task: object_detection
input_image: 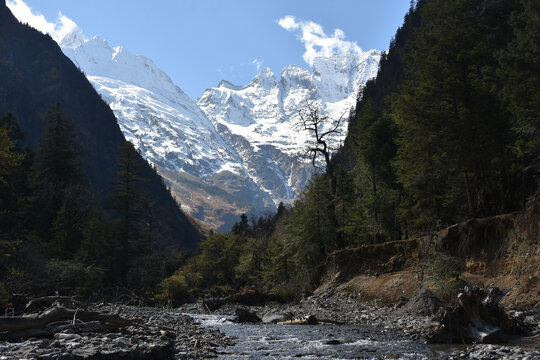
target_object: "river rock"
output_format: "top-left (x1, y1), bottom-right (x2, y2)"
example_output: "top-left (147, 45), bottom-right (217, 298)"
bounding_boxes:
top-left (325, 339), bottom-right (341, 345)
top-left (262, 313), bottom-right (288, 324)
top-left (396, 287), bottom-right (445, 317)
top-left (234, 308), bottom-right (262, 323)
top-left (395, 296), bottom-right (409, 308)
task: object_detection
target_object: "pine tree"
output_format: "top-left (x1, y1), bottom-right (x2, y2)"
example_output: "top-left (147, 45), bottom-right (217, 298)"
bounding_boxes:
top-left (30, 103), bottom-right (89, 257)
top-left (231, 213), bottom-right (249, 236)
top-left (110, 141), bottom-right (149, 285)
top-left (348, 98), bottom-right (401, 242)
top-left (290, 174), bottom-right (336, 274)
top-left (0, 125), bottom-right (24, 269)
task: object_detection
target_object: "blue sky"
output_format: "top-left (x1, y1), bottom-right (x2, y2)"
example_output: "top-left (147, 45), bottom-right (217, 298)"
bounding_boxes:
top-left (8, 0), bottom-right (411, 99)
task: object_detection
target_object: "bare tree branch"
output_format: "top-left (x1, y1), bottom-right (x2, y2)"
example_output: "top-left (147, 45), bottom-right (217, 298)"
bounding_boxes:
top-left (296, 101), bottom-right (345, 173)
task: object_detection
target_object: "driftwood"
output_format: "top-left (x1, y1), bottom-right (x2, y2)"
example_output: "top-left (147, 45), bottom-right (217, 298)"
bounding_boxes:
top-left (428, 286), bottom-right (530, 344)
top-left (26, 296), bottom-right (81, 310)
top-left (279, 315), bottom-right (319, 325)
top-left (0, 306), bottom-right (140, 340)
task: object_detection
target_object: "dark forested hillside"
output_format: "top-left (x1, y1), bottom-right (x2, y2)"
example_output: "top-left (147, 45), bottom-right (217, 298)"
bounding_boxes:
top-left (332, 0), bottom-right (424, 173)
top-left (333, 0), bottom-right (538, 241)
top-left (0, 1), bottom-right (199, 249)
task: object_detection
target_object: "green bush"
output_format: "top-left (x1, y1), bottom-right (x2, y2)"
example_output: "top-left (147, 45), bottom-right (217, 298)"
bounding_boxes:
top-left (161, 269), bottom-right (202, 306)
top-left (430, 255), bottom-right (466, 300)
top-left (273, 284), bottom-right (299, 303)
top-left (45, 259), bottom-right (104, 295)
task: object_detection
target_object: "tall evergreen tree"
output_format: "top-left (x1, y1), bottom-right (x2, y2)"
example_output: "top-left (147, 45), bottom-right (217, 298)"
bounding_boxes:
top-left (110, 141), bottom-right (149, 284)
top-left (30, 103), bottom-right (89, 257)
top-left (231, 213), bottom-right (250, 236)
top-left (0, 124), bottom-right (24, 269)
top-left (347, 98), bottom-right (401, 243)
top-left (290, 174), bottom-right (336, 274)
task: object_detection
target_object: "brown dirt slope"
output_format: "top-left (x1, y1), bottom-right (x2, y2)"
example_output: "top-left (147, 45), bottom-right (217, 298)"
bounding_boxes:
top-left (311, 200), bottom-right (540, 307)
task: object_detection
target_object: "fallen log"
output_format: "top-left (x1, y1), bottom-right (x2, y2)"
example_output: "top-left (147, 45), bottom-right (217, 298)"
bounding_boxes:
top-left (0, 306), bottom-right (140, 340)
top-left (0, 320), bottom-right (124, 341)
top-left (428, 286), bottom-right (531, 344)
top-left (318, 318), bottom-right (346, 325)
top-left (25, 296), bottom-right (81, 310)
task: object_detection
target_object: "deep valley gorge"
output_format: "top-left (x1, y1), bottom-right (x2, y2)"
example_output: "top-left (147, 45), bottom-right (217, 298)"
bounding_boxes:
top-left (1, 0), bottom-right (539, 359)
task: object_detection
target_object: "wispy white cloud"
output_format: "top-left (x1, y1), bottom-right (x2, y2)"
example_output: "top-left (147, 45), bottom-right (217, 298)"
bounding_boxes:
top-left (6, 0), bottom-right (78, 42)
top-left (277, 15), bottom-right (362, 66)
top-left (251, 59), bottom-right (263, 71)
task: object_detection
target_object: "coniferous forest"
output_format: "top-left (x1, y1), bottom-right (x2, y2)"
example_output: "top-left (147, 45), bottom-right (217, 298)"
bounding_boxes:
top-left (1, 0), bottom-right (539, 308)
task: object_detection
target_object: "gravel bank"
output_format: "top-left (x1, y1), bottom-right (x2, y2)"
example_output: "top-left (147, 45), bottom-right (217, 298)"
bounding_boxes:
top-left (0, 305), bottom-right (234, 360)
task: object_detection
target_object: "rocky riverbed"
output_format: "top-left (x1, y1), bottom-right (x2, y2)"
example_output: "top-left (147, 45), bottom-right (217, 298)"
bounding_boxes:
top-left (181, 288), bottom-right (445, 341)
top-left (180, 287), bottom-right (540, 359)
top-left (0, 305), bottom-right (234, 359)
top-left (1, 289), bottom-right (539, 359)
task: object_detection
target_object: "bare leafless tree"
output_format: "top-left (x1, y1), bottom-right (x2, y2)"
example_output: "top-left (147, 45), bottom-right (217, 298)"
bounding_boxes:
top-left (297, 101), bottom-right (345, 180)
top-left (296, 101), bottom-right (347, 248)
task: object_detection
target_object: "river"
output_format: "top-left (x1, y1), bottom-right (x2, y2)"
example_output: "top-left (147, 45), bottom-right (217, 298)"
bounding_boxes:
top-left (189, 313), bottom-right (458, 359)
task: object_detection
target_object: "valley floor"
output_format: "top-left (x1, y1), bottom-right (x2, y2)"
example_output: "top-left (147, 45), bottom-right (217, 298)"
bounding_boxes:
top-left (1, 289), bottom-right (539, 359)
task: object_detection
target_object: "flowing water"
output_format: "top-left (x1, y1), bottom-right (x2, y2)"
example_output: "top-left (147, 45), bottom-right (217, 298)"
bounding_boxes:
top-left (189, 314), bottom-right (457, 359)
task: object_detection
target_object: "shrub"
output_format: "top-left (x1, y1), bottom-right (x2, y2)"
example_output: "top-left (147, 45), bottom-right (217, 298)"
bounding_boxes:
top-left (161, 269), bottom-right (202, 306)
top-left (273, 284), bottom-right (300, 303)
top-left (45, 259), bottom-right (105, 295)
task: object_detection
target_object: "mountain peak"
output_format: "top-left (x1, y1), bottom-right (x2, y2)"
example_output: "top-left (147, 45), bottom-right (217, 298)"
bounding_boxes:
top-left (58, 24), bottom-right (86, 49)
top-left (280, 65), bottom-right (312, 81)
top-left (251, 67), bottom-right (277, 88)
top-left (258, 67), bottom-right (275, 77)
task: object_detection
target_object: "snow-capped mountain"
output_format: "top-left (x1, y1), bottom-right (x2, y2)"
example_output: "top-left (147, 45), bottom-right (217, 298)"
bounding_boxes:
top-left (61, 32), bottom-right (244, 179)
top-left (197, 51), bottom-right (380, 205)
top-left (8, 3), bottom-right (380, 230)
top-left (59, 31), bottom-right (277, 227)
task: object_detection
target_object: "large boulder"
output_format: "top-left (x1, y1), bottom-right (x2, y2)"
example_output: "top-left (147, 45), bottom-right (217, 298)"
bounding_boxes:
top-left (396, 288), bottom-right (446, 317)
top-left (234, 308), bottom-right (261, 323)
